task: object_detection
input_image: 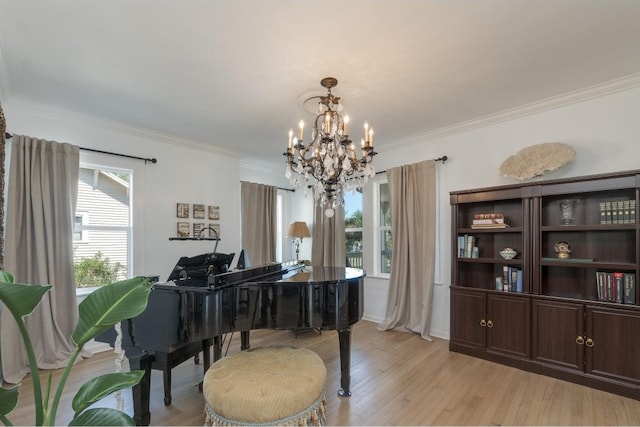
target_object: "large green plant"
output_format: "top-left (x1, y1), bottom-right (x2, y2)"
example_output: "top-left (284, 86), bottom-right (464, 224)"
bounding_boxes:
top-left (0, 271), bottom-right (153, 426)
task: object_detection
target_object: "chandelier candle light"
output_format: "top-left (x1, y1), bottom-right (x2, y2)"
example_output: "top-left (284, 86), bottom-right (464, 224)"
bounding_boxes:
top-left (284, 77), bottom-right (377, 217)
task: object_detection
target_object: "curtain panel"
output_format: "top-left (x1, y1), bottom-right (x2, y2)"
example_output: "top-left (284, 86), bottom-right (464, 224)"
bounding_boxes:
top-left (1, 135), bottom-right (80, 383)
top-left (378, 159), bottom-right (436, 340)
top-left (240, 181), bottom-right (277, 266)
top-left (311, 200), bottom-right (345, 267)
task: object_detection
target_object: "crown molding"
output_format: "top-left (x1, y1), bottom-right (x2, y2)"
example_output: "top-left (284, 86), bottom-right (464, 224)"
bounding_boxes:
top-left (5, 98), bottom-right (242, 158)
top-left (381, 72), bottom-right (640, 153)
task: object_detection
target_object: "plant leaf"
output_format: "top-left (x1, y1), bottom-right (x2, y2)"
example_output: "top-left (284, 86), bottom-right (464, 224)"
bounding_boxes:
top-left (0, 384), bottom-right (19, 417)
top-left (0, 281), bottom-right (52, 320)
top-left (72, 277), bottom-right (152, 348)
top-left (0, 270), bottom-right (14, 284)
top-left (71, 371), bottom-right (144, 415)
top-left (69, 407), bottom-right (135, 426)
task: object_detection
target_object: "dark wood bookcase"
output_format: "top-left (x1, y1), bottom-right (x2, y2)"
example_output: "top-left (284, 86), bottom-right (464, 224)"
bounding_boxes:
top-left (450, 169), bottom-right (640, 399)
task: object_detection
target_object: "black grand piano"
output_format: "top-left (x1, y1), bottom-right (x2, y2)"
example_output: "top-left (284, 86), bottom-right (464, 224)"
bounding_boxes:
top-left (97, 256), bottom-right (364, 426)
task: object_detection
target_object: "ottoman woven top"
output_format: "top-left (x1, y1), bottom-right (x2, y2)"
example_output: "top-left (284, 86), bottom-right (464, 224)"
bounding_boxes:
top-left (203, 346), bottom-right (327, 423)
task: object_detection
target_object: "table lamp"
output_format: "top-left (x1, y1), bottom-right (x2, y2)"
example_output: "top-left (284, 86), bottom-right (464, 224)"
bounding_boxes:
top-left (287, 221), bottom-right (311, 262)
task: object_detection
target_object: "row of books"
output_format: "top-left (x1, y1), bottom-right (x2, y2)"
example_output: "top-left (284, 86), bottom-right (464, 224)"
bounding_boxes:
top-left (596, 271), bottom-right (636, 304)
top-left (457, 234), bottom-right (479, 258)
top-left (496, 266), bottom-right (523, 292)
top-left (599, 200), bottom-right (636, 224)
top-left (471, 212), bottom-right (511, 229)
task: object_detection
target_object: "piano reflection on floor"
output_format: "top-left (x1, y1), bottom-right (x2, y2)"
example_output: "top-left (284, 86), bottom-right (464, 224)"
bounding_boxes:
top-left (97, 251), bottom-right (364, 426)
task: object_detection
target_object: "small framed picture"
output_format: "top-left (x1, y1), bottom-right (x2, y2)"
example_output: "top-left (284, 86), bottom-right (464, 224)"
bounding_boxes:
top-left (193, 222), bottom-right (205, 238)
top-left (177, 222), bottom-right (190, 237)
top-left (208, 205), bottom-right (220, 220)
top-left (177, 203), bottom-right (189, 218)
top-left (209, 223), bottom-right (220, 238)
top-left (193, 204), bottom-right (205, 219)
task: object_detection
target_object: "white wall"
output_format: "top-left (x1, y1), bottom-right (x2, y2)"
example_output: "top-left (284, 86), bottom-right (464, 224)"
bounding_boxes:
top-left (362, 84), bottom-right (640, 339)
top-left (5, 101), bottom-right (242, 281)
top-left (5, 82), bottom-right (640, 340)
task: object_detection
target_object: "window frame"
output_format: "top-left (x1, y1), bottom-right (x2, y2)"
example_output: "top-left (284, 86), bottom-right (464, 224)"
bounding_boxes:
top-left (344, 190), bottom-right (363, 269)
top-left (75, 161), bottom-right (133, 286)
top-left (374, 180), bottom-right (391, 278)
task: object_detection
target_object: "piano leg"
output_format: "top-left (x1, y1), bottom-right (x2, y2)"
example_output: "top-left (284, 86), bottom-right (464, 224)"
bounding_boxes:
top-left (199, 339), bottom-right (212, 392)
top-left (241, 330), bottom-right (250, 350)
top-left (337, 328), bottom-right (352, 397)
top-left (213, 336), bottom-right (222, 361)
top-left (129, 352), bottom-right (153, 426)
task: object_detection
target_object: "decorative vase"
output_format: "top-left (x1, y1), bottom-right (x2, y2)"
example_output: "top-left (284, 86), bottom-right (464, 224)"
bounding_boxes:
top-left (558, 198), bottom-right (577, 225)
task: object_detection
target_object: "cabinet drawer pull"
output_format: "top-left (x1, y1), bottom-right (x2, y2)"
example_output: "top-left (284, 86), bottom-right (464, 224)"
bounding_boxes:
top-left (486, 320), bottom-right (494, 328)
top-left (586, 338), bottom-right (595, 347)
top-left (576, 336), bottom-right (585, 345)
top-left (480, 319), bottom-right (486, 327)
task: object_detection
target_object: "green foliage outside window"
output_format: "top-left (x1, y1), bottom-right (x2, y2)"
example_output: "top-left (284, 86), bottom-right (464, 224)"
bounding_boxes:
top-left (74, 252), bottom-right (124, 287)
top-left (345, 209), bottom-right (363, 252)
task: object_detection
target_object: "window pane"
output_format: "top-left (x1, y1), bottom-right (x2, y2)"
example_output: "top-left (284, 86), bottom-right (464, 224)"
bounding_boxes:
top-left (379, 183), bottom-right (390, 226)
top-left (381, 229), bottom-right (392, 274)
top-left (75, 166), bottom-right (131, 287)
top-left (346, 231), bottom-right (363, 268)
top-left (344, 190), bottom-right (363, 268)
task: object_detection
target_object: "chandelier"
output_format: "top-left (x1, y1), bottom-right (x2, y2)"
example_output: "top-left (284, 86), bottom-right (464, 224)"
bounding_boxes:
top-left (284, 77), bottom-right (376, 217)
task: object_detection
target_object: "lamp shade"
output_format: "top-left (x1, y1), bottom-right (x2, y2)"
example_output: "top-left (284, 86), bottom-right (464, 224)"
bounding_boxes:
top-left (287, 221), bottom-right (310, 238)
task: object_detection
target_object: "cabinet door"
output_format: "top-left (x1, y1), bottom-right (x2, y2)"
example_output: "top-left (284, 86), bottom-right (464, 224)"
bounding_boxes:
top-left (486, 293), bottom-right (530, 358)
top-left (450, 288), bottom-right (486, 348)
top-left (585, 306), bottom-right (640, 384)
top-left (532, 299), bottom-right (583, 370)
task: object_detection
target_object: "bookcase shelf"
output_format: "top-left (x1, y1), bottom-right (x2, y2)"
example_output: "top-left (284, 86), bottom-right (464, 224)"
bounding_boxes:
top-left (450, 169), bottom-right (640, 401)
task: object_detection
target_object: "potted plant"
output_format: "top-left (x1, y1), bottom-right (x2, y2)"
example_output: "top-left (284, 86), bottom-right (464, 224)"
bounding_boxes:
top-left (0, 270), bottom-right (153, 426)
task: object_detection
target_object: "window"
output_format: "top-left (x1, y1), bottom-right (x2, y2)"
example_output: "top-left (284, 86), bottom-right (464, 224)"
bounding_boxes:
top-left (73, 166), bottom-right (132, 287)
top-left (73, 213), bottom-right (89, 242)
top-left (376, 181), bottom-right (392, 276)
top-left (344, 190), bottom-right (363, 268)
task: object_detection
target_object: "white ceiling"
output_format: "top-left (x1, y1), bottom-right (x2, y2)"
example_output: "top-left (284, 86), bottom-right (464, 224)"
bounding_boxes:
top-left (1, 0), bottom-right (640, 166)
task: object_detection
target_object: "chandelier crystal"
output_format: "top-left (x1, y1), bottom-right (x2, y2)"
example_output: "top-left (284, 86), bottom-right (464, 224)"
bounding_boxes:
top-left (284, 77), bottom-right (377, 217)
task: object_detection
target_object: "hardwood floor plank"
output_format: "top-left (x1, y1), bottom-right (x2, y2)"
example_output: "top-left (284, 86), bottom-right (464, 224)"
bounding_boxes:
top-left (6, 319), bottom-right (640, 426)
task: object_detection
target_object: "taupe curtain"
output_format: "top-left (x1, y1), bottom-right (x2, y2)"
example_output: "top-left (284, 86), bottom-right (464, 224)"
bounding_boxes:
top-left (240, 181), bottom-right (276, 266)
top-left (311, 200), bottom-right (345, 267)
top-left (1, 135), bottom-right (80, 383)
top-left (378, 159), bottom-right (436, 340)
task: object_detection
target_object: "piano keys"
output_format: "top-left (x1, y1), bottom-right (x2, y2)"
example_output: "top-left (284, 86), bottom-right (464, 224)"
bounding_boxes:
top-left (97, 261), bottom-right (364, 426)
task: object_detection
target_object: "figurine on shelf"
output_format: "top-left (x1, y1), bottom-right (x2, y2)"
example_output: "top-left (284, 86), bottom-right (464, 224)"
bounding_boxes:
top-left (554, 241), bottom-right (571, 259)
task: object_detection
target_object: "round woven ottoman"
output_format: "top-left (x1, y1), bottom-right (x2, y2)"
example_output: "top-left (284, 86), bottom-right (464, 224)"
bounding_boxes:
top-left (203, 346), bottom-right (327, 426)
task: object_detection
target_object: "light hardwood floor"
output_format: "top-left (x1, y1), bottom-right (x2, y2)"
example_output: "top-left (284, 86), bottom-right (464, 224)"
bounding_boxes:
top-left (8, 319), bottom-right (640, 426)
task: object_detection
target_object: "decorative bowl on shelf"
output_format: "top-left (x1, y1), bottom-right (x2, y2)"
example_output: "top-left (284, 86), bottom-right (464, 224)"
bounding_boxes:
top-left (499, 248), bottom-right (518, 260)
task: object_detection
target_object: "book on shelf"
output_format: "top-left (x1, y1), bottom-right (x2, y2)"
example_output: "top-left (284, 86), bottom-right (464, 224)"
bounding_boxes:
top-left (599, 199), bottom-right (636, 224)
top-left (474, 213), bottom-right (504, 219)
top-left (624, 273), bottom-right (636, 304)
top-left (458, 234), bottom-right (479, 258)
top-left (471, 223), bottom-right (511, 229)
top-left (501, 266), bottom-right (523, 292)
top-left (472, 218), bottom-right (508, 225)
top-left (596, 271), bottom-right (636, 304)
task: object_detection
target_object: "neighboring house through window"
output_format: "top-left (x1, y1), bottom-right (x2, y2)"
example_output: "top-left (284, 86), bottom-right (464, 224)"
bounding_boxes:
top-left (74, 165), bottom-right (132, 287)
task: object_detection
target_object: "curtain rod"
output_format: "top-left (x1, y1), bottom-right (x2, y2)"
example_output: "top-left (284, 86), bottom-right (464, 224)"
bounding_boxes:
top-left (5, 132), bottom-right (157, 164)
top-left (375, 155), bottom-right (448, 175)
